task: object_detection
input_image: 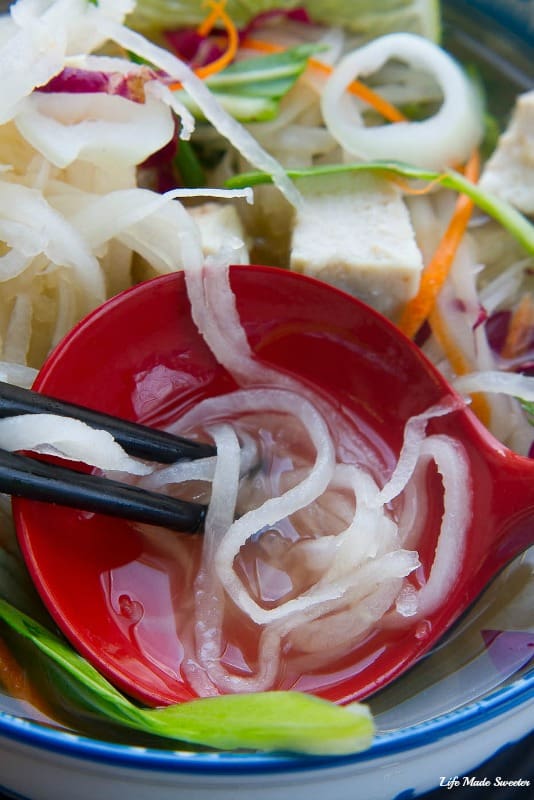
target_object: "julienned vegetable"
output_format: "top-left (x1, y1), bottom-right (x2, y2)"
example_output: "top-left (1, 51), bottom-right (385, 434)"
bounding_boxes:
top-left (224, 161), bottom-right (534, 257)
top-left (397, 149), bottom-right (480, 339)
top-left (0, 598), bottom-right (374, 755)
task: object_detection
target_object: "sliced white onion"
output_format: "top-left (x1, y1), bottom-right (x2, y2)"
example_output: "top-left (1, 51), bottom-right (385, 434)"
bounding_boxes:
top-left (145, 79), bottom-right (195, 142)
top-left (3, 294), bottom-right (32, 364)
top-left (0, 181), bottom-right (105, 308)
top-left (321, 33), bottom-right (483, 170)
top-left (14, 92), bottom-right (175, 169)
top-left (0, 1), bottom-right (67, 124)
top-left (454, 370), bottom-right (534, 403)
top-left (0, 361), bottom-right (37, 389)
top-left (96, 17), bottom-right (303, 210)
top-left (64, 187), bottom-right (249, 279)
top-left (0, 0), bottom-right (134, 124)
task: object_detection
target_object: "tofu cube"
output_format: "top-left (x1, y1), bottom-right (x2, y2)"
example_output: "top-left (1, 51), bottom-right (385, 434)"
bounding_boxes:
top-left (290, 173), bottom-right (423, 318)
top-left (480, 90), bottom-right (534, 215)
top-left (189, 202), bottom-right (249, 260)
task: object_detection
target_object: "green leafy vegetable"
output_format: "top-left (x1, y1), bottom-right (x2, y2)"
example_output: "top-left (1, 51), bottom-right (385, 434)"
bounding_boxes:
top-left (203, 45), bottom-right (321, 95)
top-left (225, 160), bottom-right (534, 256)
top-left (0, 597), bottom-right (374, 755)
top-left (173, 44), bottom-right (322, 122)
top-left (128, 0), bottom-right (441, 42)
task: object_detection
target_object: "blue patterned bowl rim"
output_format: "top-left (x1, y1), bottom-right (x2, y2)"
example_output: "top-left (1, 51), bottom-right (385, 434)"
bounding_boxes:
top-left (0, 665), bottom-right (532, 776)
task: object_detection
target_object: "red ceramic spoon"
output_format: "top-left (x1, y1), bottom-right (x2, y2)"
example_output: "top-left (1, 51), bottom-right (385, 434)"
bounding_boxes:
top-left (13, 266), bottom-right (534, 707)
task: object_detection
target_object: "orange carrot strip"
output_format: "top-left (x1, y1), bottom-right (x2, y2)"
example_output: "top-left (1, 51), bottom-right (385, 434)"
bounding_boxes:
top-left (0, 635), bottom-right (53, 716)
top-left (197, 0), bottom-right (223, 37)
top-left (168, 0), bottom-right (239, 89)
top-left (397, 149), bottom-right (481, 340)
top-left (195, 1), bottom-right (239, 79)
top-left (387, 174), bottom-right (444, 196)
top-left (307, 56), bottom-right (407, 123)
top-left (241, 36), bottom-right (407, 123)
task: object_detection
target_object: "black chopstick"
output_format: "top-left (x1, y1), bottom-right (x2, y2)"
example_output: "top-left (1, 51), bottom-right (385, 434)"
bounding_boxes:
top-left (0, 381), bottom-right (216, 463)
top-left (0, 448), bottom-right (207, 532)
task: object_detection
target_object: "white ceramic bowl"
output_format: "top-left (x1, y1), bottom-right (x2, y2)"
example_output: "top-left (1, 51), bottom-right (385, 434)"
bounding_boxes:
top-left (0, 2), bottom-right (533, 799)
top-left (0, 680), bottom-right (532, 800)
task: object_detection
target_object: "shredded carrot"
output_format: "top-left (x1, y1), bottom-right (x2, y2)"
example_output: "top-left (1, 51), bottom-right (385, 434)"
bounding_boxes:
top-left (387, 174), bottom-right (445, 196)
top-left (197, 0), bottom-right (224, 37)
top-left (396, 148), bottom-right (489, 423)
top-left (241, 36), bottom-right (407, 123)
top-left (397, 149), bottom-right (481, 340)
top-left (0, 635), bottom-right (53, 717)
top-left (501, 293), bottom-right (534, 360)
top-left (195, 0), bottom-right (239, 79)
top-left (307, 56), bottom-right (407, 123)
top-left (168, 0), bottom-right (239, 89)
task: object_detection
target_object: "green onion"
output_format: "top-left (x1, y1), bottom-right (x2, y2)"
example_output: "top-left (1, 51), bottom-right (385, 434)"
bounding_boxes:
top-left (174, 140), bottom-right (206, 187)
top-left (0, 597), bottom-right (374, 755)
top-left (225, 160), bottom-right (534, 256)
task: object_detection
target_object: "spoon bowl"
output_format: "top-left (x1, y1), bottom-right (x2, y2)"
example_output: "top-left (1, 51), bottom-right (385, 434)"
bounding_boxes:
top-left (13, 265), bottom-right (534, 706)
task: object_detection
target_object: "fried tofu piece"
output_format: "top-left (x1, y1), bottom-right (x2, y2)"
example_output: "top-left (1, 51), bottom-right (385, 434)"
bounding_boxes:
top-left (290, 173), bottom-right (423, 318)
top-left (189, 202), bottom-right (249, 259)
top-left (480, 91), bottom-right (534, 216)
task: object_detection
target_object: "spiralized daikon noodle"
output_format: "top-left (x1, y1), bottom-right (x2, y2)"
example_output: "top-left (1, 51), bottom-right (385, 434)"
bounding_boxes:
top-left (0, 413), bottom-right (151, 474)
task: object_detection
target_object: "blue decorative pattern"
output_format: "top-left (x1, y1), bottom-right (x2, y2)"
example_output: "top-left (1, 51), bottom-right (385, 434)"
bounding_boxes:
top-left (394, 790), bottom-right (416, 800)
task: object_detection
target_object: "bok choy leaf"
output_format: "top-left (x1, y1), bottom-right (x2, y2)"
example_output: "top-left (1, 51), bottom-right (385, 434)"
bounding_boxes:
top-left (0, 597), bottom-right (374, 755)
